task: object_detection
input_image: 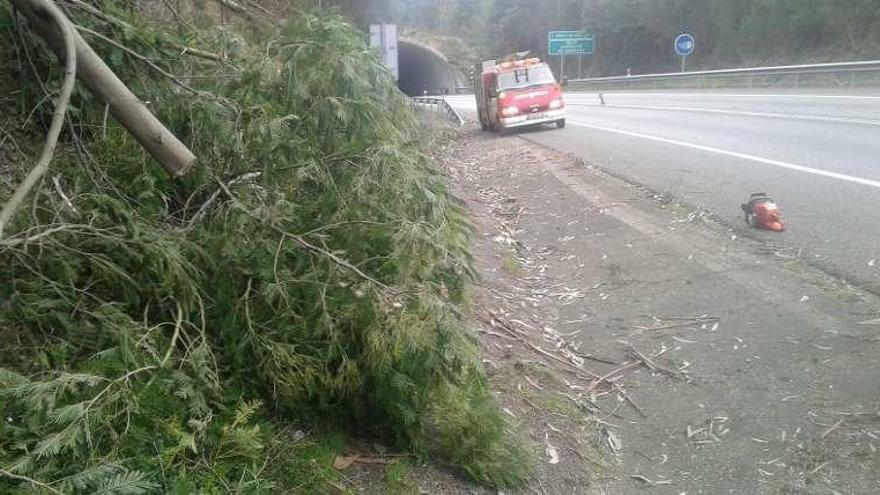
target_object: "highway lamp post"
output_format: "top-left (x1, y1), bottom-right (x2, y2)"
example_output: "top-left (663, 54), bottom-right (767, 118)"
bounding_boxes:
top-left (555, 0), bottom-right (561, 80)
top-left (560, 54), bottom-right (564, 80)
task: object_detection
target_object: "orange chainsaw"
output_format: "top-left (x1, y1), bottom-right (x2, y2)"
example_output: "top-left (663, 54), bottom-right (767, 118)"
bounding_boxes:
top-left (741, 193), bottom-right (785, 231)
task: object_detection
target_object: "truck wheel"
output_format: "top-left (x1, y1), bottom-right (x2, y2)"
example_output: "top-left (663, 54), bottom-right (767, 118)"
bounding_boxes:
top-left (556, 119), bottom-right (566, 129)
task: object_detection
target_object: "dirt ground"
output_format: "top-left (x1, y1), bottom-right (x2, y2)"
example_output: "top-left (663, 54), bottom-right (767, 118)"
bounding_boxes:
top-left (340, 127), bottom-right (880, 494)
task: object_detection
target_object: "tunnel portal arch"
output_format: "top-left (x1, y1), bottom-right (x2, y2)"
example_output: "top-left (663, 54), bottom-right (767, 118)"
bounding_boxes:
top-left (397, 39), bottom-right (465, 96)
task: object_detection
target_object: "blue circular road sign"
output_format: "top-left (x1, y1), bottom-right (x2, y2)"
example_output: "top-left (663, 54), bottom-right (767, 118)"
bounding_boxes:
top-left (674, 33), bottom-right (695, 56)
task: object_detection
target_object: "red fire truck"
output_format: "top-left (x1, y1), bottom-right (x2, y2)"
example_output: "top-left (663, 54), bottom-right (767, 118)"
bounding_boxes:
top-left (474, 56), bottom-right (565, 134)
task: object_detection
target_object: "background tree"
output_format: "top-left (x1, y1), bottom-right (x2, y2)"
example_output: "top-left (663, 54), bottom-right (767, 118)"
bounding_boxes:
top-left (390, 0), bottom-right (880, 76)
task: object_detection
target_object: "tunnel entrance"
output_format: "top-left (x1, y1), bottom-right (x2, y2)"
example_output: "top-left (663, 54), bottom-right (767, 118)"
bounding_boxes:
top-left (397, 39), bottom-right (463, 96)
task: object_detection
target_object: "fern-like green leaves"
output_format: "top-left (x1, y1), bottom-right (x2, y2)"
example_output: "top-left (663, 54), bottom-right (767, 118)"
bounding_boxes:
top-left (0, 3), bottom-right (525, 492)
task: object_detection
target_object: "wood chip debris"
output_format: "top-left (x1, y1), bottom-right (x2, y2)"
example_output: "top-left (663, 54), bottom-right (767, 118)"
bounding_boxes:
top-left (629, 474), bottom-right (672, 486)
top-left (627, 345), bottom-right (685, 380)
top-left (686, 417), bottom-right (729, 445)
top-left (545, 444), bottom-right (560, 464)
top-left (333, 455), bottom-right (357, 470)
top-left (633, 314), bottom-right (720, 336)
top-left (332, 454), bottom-right (401, 470)
top-left (524, 375), bottom-right (544, 390)
top-left (821, 419), bottom-right (845, 439)
top-left (605, 427), bottom-right (623, 453)
top-left (482, 310), bottom-right (605, 382)
top-left (568, 448), bottom-right (609, 469)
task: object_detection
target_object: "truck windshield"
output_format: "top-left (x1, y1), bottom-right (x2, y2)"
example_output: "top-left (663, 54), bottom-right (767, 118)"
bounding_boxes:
top-left (497, 66), bottom-right (556, 90)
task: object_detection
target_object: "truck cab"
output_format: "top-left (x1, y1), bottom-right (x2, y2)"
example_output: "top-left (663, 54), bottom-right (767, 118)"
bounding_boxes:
top-left (475, 57), bottom-right (566, 133)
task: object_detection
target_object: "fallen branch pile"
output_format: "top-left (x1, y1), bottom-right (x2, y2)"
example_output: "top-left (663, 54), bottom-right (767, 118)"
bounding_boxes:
top-left (0, 4), bottom-right (526, 492)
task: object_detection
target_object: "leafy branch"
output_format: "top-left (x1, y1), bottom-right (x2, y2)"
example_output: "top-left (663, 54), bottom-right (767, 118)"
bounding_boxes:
top-left (0, 0), bottom-right (76, 240)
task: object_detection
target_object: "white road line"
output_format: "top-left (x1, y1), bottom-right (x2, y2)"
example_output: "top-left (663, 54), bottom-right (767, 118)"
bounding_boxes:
top-left (565, 103), bottom-right (880, 127)
top-left (568, 120), bottom-right (880, 190)
top-left (565, 92), bottom-right (880, 100)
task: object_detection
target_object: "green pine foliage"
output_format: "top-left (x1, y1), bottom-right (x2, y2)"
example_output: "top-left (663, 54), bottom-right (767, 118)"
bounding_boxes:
top-left (0, 3), bottom-right (526, 492)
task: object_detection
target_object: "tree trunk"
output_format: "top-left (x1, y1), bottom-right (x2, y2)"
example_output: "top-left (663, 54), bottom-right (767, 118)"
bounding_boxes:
top-left (10, 0), bottom-right (196, 176)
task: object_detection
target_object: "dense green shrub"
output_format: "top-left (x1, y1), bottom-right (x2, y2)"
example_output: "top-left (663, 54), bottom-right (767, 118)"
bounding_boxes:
top-left (0, 4), bottom-right (525, 492)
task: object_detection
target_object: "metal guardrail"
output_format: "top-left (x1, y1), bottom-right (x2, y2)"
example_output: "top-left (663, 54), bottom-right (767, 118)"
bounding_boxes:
top-left (569, 59), bottom-right (880, 88)
top-left (410, 96), bottom-right (464, 126)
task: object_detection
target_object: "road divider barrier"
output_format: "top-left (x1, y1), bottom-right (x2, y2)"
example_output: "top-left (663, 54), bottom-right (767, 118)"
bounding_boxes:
top-left (569, 60), bottom-right (880, 90)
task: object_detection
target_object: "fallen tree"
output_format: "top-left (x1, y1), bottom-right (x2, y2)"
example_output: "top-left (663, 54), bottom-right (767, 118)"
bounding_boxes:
top-left (0, 4), bottom-right (526, 492)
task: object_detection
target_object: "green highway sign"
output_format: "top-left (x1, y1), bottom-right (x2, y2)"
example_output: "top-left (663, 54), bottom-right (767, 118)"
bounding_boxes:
top-left (548, 31), bottom-right (594, 55)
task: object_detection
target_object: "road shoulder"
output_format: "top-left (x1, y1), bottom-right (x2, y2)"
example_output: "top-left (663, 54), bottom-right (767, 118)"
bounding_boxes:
top-left (445, 128), bottom-right (880, 494)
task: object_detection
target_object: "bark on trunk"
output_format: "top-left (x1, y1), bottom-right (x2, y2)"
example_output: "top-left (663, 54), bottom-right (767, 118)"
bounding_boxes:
top-left (10, 0), bottom-right (197, 176)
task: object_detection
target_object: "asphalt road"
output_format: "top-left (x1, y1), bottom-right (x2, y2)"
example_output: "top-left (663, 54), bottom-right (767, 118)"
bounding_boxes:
top-left (445, 89), bottom-right (880, 287)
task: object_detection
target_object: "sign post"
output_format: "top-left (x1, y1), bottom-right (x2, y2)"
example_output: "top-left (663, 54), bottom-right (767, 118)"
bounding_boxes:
top-left (370, 24), bottom-right (399, 81)
top-left (674, 32), bottom-right (695, 72)
top-left (549, 31), bottom-right (594, 80)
